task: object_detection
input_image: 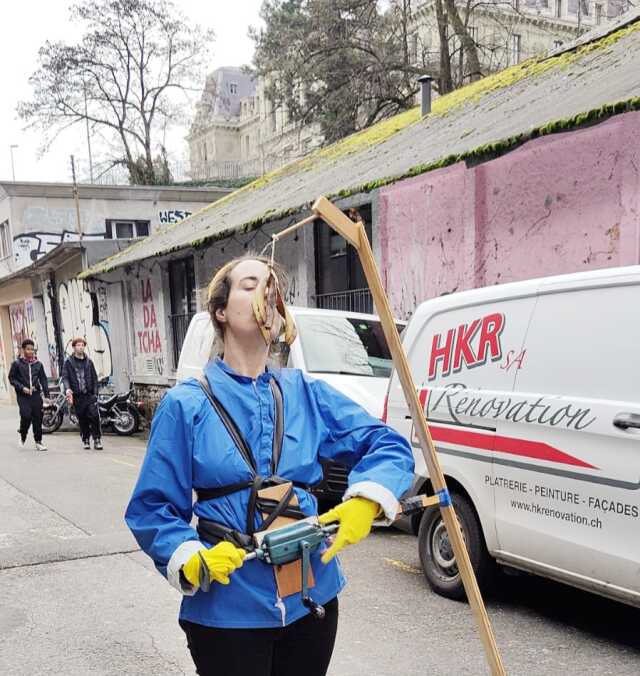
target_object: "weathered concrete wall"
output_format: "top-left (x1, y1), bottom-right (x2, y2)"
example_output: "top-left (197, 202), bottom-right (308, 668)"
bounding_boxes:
top-left (7, 196), bottom-right (208, 272)
top-left (378, 111), bottom-right (640, 319)
top-left (0, 184), bottom-right (229, 278)
top-left (195, 215), bottom-right (315, 311)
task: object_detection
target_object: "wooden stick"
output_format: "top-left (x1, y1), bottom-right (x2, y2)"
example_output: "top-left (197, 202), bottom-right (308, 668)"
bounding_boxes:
top-left (261, 213), bottom-right (317, 259)
top-left (312, 196), bottom-right (506, 676)
top-left (273, 213), bottom-right (317, 242)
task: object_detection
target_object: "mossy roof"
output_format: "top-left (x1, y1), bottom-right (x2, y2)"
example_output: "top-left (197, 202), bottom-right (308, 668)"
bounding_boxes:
top-left (82, 10), bottom-right (640, 277)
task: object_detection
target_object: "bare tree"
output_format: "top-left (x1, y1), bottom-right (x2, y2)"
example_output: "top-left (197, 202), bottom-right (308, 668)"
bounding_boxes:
top-left (18, 0), bottom-right (213, 184)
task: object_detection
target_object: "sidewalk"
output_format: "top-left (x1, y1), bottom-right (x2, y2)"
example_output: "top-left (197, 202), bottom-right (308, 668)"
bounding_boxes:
top-left (0, 404), bottom-right (193, 675)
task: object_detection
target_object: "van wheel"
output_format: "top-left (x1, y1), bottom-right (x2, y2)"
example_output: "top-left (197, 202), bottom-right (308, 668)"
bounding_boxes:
top-left (417, 491), bottom-right (494, 601)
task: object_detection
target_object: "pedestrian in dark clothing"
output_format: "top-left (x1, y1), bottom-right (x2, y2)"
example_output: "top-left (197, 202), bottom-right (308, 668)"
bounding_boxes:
top-left (8, 339), bottom-right (50, 451)
top-left (62, 337), bottom-right (103, 450)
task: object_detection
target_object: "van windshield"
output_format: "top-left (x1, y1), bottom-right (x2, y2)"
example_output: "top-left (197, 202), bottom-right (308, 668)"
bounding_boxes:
top-left (295, 314), bottom-right (401, 378)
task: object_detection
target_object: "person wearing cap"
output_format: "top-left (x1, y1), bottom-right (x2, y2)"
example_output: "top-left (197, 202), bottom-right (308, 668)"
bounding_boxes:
top-left (8, 338), bottom-right (50, 451)
top-left (62, 337), bottom-right (103, 450)
top-left (125, 255), bottom-right (414, 676)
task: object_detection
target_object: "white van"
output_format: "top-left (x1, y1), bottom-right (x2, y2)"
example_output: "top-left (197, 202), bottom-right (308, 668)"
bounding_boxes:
top-left (385, 266), bottom-right (640, 607)
top-left (177, 306), bottom-right (404, 504)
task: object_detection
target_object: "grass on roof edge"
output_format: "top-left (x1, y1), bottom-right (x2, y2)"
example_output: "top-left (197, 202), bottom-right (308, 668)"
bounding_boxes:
top-left (80, 19), bottom-right (640, 277)
top-left (82, 95), bottom-right (640, 276)
top-left (187, 95), bottom-right (640, 256)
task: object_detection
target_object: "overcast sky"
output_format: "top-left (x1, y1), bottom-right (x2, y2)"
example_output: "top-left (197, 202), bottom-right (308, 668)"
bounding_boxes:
top-left (0, 0), bottom-right (264, 183)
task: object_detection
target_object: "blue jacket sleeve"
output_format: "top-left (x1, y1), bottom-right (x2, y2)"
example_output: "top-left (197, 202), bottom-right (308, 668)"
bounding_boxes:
top-left (124, 388), bottom-right (202, 589)
top-left (310, 378), bottom-right (415, 521)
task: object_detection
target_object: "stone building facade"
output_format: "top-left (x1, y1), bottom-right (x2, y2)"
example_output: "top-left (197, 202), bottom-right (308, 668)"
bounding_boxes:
top-left (187, 67), bottom-right (323, 181)
top-left (410, 0), bottom-right (629, 85)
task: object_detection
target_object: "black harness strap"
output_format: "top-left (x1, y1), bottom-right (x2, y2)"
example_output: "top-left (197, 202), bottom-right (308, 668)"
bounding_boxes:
top-left (197, 376), bottom-right (257, 473)
top-left (269, 378), bottom-right (284, 473)
top-left (194, 374), bottom-right (305, 543)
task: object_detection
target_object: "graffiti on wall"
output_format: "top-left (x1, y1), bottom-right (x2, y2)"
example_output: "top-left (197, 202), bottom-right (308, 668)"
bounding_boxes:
top-left (136, 278), bottom-right (164, 375)
top-left (42, 290), bottom-right (59, 379)
top-left (57, 279), bottom-right (112, 381)
top-left (13, 230), bottom-right (106, 269)
top-left (9, 299), bottom-right (38, 358)
top-left (159, 210), bottom-right (192, 224)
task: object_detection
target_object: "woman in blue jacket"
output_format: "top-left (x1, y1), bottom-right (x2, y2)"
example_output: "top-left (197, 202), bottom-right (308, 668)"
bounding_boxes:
top-left (125, 255), bottom-right (414, 676)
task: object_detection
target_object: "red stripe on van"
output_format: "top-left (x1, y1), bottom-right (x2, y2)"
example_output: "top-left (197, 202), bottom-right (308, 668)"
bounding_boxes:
top-left (428, 424), bottom-right (597, 469)
top-left (419, 388), bottom-right (428, 410)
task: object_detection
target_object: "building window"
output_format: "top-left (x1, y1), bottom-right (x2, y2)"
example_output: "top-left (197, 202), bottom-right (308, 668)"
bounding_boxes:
top-left (105, 220), bottom-right (150, 240)
top-left (510, 34), bottom-right (522, 64)
top-left (555, 0), bottom-right (562, 17)
top-left (0, 220), bottom-right (10, 259)
top-left (229, 82), bottom-right (238, 95)
top-left (595, 3), bottom-right (603, 23)
top-left (409, 32), bottom-right (419, 62)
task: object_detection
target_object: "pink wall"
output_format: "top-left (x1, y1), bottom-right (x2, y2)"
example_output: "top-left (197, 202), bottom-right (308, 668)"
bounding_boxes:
top-left (378, 111), bottom-right (640, 319)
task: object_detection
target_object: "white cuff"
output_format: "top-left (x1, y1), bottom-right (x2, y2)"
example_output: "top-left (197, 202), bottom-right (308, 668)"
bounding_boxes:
top-left (342, 481), bottom-right (399, 525)
top-left (167, 539), bottom-right (204, 595)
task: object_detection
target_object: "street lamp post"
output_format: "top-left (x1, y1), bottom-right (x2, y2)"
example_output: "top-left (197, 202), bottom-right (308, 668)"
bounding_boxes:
top-left (9, 145), bottom-right (18, 181)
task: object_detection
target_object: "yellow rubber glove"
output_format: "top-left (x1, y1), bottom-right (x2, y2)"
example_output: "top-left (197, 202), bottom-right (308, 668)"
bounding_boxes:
top-left (318, 497), bottom-right (381, 563)
top-left (182, 541), bottom-right (246, 590)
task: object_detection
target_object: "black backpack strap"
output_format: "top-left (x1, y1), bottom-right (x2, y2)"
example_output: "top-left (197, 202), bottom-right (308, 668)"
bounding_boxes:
top-left (269, 377), bottom-right (284, 474)
top-left (198, 376), bottom-right (256, 474)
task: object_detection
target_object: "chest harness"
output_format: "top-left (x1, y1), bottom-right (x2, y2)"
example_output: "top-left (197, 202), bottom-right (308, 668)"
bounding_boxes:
top-left (195, 376), bottom-right (309, 550)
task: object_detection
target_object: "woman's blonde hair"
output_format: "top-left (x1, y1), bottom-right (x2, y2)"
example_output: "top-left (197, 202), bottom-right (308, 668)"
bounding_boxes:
top-left (206, 254), bottom-right (290, 357)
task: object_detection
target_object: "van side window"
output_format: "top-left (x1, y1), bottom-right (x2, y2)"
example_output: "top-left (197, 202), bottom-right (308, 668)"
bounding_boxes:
top-left (514, 284), bottom-right (639, 402)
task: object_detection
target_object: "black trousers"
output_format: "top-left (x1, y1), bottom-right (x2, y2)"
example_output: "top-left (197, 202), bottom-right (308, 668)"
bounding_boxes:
top-left (74, 393), bottom-right (101, 441)
top-left (17, 392), bottom-right (43, 443)
top-left (179, 598), bottom-right (339, 676)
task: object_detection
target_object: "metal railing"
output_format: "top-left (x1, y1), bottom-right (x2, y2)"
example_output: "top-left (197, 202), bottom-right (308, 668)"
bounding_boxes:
top-left (169, 312), bottom-right (195, 368)
top-left (314, 288), bottom-right (373, 314)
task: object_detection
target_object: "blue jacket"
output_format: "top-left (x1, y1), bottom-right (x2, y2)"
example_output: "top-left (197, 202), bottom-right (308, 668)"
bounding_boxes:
top-left (125, 358), bottom-right (414, 628)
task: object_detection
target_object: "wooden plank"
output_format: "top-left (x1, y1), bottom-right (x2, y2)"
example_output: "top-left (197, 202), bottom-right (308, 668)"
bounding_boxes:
top-left (313, 196), bottom-right (506, 676)
top-left (312, 196), bottom-right (361, 248)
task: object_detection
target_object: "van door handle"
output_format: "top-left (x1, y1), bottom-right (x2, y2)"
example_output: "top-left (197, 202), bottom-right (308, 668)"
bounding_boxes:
top-left (613, 413), bottom-right (640, 430)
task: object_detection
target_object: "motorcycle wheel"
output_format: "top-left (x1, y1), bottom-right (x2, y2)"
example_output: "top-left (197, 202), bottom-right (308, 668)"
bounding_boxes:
top-left (42, 410), bottom-right (63, 434)
top-left (112, 405), bottom-right (137, 435)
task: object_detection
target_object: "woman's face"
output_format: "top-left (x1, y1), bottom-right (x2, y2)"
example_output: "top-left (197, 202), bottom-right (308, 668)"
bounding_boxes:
top-left (217, 259), bottom-right (282, 344)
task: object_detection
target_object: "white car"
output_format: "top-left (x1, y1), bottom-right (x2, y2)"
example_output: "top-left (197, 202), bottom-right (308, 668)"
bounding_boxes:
top-left (386, 266), bottom-right (640, 607)
top-left (177, 306), bottom-right (404, 505)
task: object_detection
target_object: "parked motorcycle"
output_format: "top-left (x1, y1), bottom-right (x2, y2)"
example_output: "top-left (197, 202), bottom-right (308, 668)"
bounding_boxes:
top-left (42, 383), bottom-right (144, 436)
top-left (42, 390), bottom-right (72, 434)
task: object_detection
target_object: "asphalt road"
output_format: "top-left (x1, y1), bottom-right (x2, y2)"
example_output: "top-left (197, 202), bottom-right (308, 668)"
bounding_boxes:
top-left (1, 404), bottom-right (639, 675)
